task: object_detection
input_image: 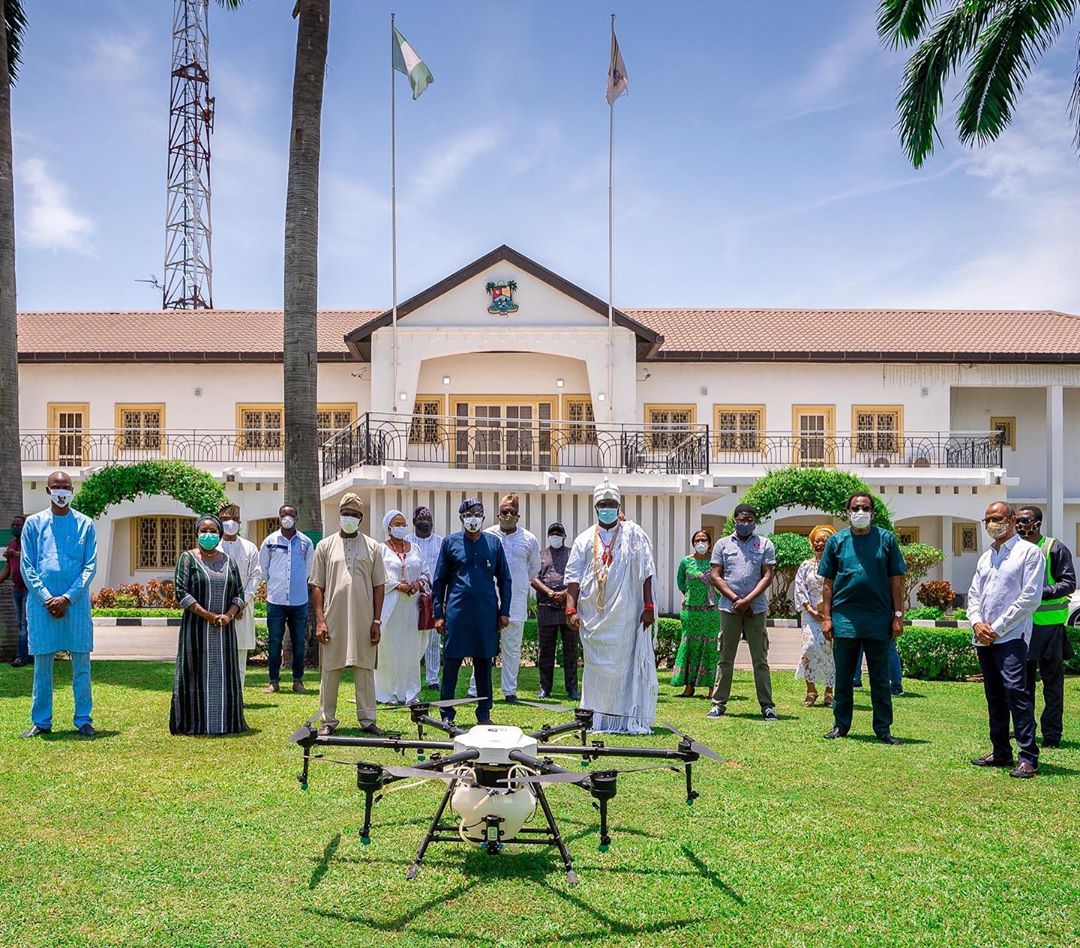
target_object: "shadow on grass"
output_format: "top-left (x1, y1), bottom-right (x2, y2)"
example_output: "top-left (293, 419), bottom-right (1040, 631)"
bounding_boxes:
top-left (844, 734), bottom-right (930, 746)
top-left (84, 661), bottom-right (175, 692)
top-left (1036, 761), bottom-right (1080, 776)
top-left (722, 712), bottom-right (799, 722)
top-left (40, 729), bottom-right (121, 742)
top-left (309, 833), bottom-right (340, 889)
top-left (305, 878), bottom-right (485, 935)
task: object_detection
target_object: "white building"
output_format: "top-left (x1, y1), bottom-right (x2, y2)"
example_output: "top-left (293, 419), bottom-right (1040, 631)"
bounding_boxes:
top-left (17, 245), bottom-right (1080, 612)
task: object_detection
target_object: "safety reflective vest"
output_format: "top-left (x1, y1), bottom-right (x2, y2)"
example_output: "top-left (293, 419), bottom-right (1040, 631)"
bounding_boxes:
top-left (1034, 536), bottom-right (1070, 626)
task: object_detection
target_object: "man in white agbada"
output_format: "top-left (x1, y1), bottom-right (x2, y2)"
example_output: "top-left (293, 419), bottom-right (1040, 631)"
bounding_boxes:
top-left (218, 503), bottom-right (261, 688)
top-left (565, 480), bottom-right (658, 734)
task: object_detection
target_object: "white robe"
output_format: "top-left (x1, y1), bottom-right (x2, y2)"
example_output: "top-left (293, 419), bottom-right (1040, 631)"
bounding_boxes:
top-left (375, 542), bottom-right (427, 705)
top-left (565, 521), bottom-right (657, 734)
top-left (220, 536), bottom-right (261, 650)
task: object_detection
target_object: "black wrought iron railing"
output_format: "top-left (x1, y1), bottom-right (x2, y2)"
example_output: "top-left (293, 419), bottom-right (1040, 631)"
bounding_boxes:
top-left (19, 429), bottom-right (292, 467)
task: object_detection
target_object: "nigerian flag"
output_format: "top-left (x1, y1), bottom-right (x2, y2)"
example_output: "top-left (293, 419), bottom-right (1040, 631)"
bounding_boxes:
top-left (392, 27), bottom-right (433, 100)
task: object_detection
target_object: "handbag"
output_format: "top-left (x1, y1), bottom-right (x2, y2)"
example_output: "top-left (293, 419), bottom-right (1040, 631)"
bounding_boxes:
top-left (417, 591), bottom-right (435, 631)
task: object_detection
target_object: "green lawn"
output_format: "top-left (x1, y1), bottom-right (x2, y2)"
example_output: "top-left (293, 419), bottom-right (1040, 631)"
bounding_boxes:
top-left (1, 662), bottom-right (1078, 947)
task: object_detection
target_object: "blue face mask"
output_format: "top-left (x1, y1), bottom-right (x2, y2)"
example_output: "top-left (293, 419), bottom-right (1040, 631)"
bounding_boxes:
top-left (597, 507), bottom-right (619, 526)
top-left (734, 522), bottom-right (755, 539)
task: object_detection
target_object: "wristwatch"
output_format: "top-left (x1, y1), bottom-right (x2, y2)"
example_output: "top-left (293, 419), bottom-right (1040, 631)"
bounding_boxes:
top-left (893, 611), bottom-right (904, 618)
top-left (372, 619), bottom-right (382, 625)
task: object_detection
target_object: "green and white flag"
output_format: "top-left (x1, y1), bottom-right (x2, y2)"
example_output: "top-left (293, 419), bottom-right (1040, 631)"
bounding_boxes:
top-left (392, 27), bottom-right (433, 100)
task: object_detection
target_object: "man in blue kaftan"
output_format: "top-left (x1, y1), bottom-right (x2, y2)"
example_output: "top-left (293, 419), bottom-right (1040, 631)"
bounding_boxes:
top-left (20, 472), bottom-right (98, 738)
top-left (432, 497), bottom-right (511, 725)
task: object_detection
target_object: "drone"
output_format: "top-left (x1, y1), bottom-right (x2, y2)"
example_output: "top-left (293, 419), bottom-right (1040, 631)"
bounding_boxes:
top-left (289, 697), bottom-right (723, 885)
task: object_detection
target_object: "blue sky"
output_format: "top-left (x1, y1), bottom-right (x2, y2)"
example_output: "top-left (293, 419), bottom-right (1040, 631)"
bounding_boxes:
top-left (11, 0), bottom-right (1080, 313)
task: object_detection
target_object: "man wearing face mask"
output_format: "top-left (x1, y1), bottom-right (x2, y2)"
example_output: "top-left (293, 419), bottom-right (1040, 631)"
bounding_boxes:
top-left (818, 492), bottom-right (906, 744)
top-left (431, 498), bottom-right (511, 726)
top-left (531, 522), bottom-right (580, 701)
top-left (474, 494), bottom-right (540, 704)
top-left (19, 472), bottom-right (98, 738)
top-left (707, 504), bottom-right (777, 721)
top-left (218, 503), bottom-right (261, 688)
top-left (565, 481), bottom-right (658, 734)
top-left (1014, 506), bottom-right (1075, 749)
top-left (309, 494), bottom-right (387, 736)
top-left (259, 504), bottom-right (314, 694)
top-left (0, 515), bottom-right (29, 667)
top-left (407, 506), bottom-right (444, 688)
top-left (967, 502), bottom-right (1045, 777)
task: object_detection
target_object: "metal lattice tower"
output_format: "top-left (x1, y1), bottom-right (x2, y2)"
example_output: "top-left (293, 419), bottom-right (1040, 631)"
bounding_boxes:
top-left (164, 0), bottom-right (214, 310)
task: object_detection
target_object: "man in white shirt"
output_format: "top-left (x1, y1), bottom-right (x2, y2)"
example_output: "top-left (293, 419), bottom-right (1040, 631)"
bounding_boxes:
top-left (967, 501), bottom-right (1045, 778)
top-left (471, 493), bottom-right (540, 703)
top-left (258, 504), bottom-right (314, 694)
top-left (218, 504), bottom-right (261, 689)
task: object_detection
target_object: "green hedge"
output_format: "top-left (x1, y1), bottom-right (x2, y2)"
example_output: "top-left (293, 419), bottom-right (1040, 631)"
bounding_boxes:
top-left (898, 626), bottom-right (1080, 680)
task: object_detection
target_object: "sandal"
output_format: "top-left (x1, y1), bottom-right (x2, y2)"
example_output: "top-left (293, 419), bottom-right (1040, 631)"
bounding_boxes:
top-left (823, 692), bottom-right (834, 708)
top-left (804, 692), bottom-right (819, 707)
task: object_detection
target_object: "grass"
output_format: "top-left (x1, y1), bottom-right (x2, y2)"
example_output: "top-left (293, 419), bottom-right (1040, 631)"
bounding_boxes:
top-left (1, 662), bottom-right (1078, 947)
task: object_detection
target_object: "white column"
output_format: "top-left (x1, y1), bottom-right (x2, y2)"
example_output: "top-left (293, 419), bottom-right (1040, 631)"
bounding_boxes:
top-left (1047, 385), bottom-right (1065, 536)
top-left (940, 515), bottom-right (953, 587)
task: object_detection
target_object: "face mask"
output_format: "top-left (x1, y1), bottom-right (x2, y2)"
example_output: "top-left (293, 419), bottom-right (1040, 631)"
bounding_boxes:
top-left (198, 533), bottom-right (221, 550)
top-left (50, 488), bottom-right (72, 508)
top-left (414, 521), bottom-right (433, 538)
top-left (693, 541), bottom-right (709, 554)
top-left (499, 513), bottom-right (519, 529)
top-left (548, 535), bottom-right (564, 549)
top-left (222, 519), bottom-right (240, 535)
top-left (339, 516), bottom-right (360, 535)
top-left (1016, 520), bottom-right (1039, 539)
top-left (463, 516), bottom-right (483, 533)
top-left (734, 522), bottom-right (755, 539)
top-left (986, 520), bottom-right (1009, 540)
top-left (597, 507), bottom-right (619, 526)
top-left (280, 516), bottom-right (296, 530)
top-left (849, 511), bottom-right (872, 530)
top-left (390, 525), bottom-right (409, 540)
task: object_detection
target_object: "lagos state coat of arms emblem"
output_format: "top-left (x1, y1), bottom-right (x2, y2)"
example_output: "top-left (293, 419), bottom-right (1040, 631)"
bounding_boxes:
top-left (485, 280), bottom-right (519, 315)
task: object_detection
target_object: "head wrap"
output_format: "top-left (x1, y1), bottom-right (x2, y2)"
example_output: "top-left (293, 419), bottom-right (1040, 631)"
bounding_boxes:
top-left (459, 497), bottom-right (484, 517)
top-left (593, 480), bottom-right (621, 504)
top-left (412, 505), bottom-right (432, 523)
top-left (219, 502), bottom-right (240, 519)
top-left (499, 493), bottom-right (520, 513)
top-left (809, 524), bottom-right (836, 544)
top-left (339, 492), bottom-right (364, 512)
top-left (547, 522), bottom-right (565, 536)
top-left (382, 508), bottom-right (406, 537)
top-left (195, 513), bottom-right (223, 534)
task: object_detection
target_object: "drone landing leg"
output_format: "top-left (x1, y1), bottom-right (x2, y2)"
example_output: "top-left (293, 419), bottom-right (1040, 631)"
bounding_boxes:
top-left (684, 763), bottom-right (699, 804)
top-left (597, 797), bottom-right (611, 850)
top-left (533, 783), bottom-right (577, 886)
top-left (406, 779), bottom-right (456, 882)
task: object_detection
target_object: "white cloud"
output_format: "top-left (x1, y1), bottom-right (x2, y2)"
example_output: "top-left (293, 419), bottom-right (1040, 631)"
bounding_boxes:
top-left (793, 9), bottom-right (883, 108)
top-left (17, 158), bottom-right (94, 253)
top-left (408, 127), bottom-right (498, 206)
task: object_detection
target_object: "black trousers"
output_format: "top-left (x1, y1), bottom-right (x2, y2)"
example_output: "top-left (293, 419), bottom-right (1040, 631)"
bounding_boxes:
top-left (1026, 655), bottom-right (1065, 744)
top-left (978, 638), bottom-right (1038, 765)
top-left (441, 656), bottom-right (492, 722)
top-left (832, 637), bottom-right (894, 737)
top-left (537, 622), bottom-right (580, 695)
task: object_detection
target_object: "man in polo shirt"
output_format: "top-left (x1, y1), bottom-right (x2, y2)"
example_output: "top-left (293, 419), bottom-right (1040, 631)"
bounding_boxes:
top-left (819, 492), bottom-right (906, 744)
top-left (707, 503), bottom-right (777, 721)
top-left (259, 504), bottom-right (314, 694)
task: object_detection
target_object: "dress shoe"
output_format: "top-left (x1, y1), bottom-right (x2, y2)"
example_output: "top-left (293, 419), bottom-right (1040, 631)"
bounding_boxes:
top-left (503, 694), bottom-right (518, 704)
top-left (77, 724), bottom-right (96, 738)
top-left (1009, 760), bottom-right (1038, 779)
top-left (359, 724), bottom-right (386, 736)
top-left (10, 659), bottom-right (29, 668)
top-left (292, 680), bottom-right (308, 694)
top-left (823, 727), bottom-right (847, 739)
top-left (19, 724), bottom-right (50, 738)
top-left (318, 723), bottom-right (337, 737)
top-left (476, 718), bottom-right (494, 726)
top-left (536, 690), bottom-right (550, 699)
top-left (265, 681), bottom-right (280, 694)
top-left (705, 706), bottom-right (725, 718)
top-left (1042, 738), bottom-right (1061, 749)
top-left (970, 752), bottom-right (1014, 767)
top-left (567, 692), bottom-right (580, 702)
top-left (878, 733), bottom-right (901, 745)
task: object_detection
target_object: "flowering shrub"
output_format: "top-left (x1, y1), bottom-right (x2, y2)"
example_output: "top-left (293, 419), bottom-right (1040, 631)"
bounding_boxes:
top-left (92, 580), bottom-right (179, 609)
top-left (92, 587), bottom-right (117, 608)
top-left (917, 580), bottom-right (956, 610)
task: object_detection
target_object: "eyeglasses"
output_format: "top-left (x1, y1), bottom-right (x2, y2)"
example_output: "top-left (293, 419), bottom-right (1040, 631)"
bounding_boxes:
top-left (1014, 518), bottom-right (1037, 525)
top-left (849, 505), bottom-right (872, 513)
top-left (982, 516), bottom-right (1008, 525)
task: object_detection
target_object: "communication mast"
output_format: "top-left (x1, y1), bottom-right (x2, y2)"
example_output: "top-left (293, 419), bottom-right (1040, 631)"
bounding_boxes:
top-left (163, 0), bottom-right (214, 309)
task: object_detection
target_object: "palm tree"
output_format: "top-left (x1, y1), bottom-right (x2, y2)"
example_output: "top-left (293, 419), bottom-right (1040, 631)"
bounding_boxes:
top-left (878, 0), bottom-right (1080, 167)
top-left (0, 1), bottom-right (27, 661)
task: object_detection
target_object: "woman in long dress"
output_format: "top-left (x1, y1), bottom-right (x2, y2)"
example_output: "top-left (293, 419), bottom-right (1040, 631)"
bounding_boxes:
top-left (374, 509), bottom-right (428, 706)
top-left (793, 524), bottom-right (836, 707)
top-left (671, 529), bottom-right (719, 697)
top-left (171, 515), bottom-right (248, 735)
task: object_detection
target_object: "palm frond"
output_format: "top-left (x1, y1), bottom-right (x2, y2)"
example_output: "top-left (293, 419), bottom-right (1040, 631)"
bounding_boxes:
top-left (1070, 32), bottom-right (1080, 152)
top-left (3, 0), bottom-right (27, 85)
top-left (877, 0), bottom-right (948, 48)
top-left (214, 0), bottom-right (245, 8)
top-left (956, 0), bottom-right (1077, 147)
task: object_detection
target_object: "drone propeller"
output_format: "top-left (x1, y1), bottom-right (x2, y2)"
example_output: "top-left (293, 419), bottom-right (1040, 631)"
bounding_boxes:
top-left (289, 724), bottom-right (317, 744)
top-left (660, 721), bottom-right (725, 763)
top-left (517, 699), bottom-right (576, 714)
top-left (593, 764), bottom-right (681, 776)
top-left (500, 771), bottom-right (590, 786)
top-left (383, 764), bottom-right (476, 783)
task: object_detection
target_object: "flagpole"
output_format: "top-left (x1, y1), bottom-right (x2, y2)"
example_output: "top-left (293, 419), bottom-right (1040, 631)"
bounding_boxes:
top-left (391, 11), bottom-right (399, 412)
top-left (607, 12), bottom-right (615, 422)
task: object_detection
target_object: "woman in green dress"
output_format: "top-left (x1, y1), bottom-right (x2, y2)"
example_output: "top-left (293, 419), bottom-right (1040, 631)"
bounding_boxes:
top-left (671, 530), bottom-right (720, 697)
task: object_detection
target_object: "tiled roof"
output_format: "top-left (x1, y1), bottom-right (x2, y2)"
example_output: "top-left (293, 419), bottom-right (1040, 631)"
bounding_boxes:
top-left (626, 308), bottom-right (1080, 361)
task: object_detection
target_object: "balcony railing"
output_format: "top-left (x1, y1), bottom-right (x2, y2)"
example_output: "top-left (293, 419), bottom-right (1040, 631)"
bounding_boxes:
top-left (20, 429), bottom-right (290, 467)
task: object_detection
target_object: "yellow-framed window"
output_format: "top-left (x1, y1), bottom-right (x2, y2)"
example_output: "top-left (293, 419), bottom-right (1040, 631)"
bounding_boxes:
top-left (645, 404), bottom-right (696, 450)
top-left (47, 402), bottom-right (90, 466)
top-left (317, 404), bottom-right (357, 443)
top-left (133, 516), bottom-right (197, 571)
top-left (990, 416), bottom-right (1016, 450)
top-left (952, 522), bottom-right (979, 556)
top-left (713, 404), bottom-right (765, 453)
top-left (410, 396), bottom-right (445, 444)
top-left (237, 404), bottom-right (283, 451)
top-left (115, 404), bottom-right (165, 452)
top-left (852, 405), bottom-right (904, 455)
top-left (896, 525), bottom-right (921, 545)
top-left (563, 396), bottom-right (597, 445)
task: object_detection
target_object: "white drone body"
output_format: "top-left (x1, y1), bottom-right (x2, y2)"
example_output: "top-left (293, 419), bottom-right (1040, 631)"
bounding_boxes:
top-left (450, 725), bottom-right (539, 843)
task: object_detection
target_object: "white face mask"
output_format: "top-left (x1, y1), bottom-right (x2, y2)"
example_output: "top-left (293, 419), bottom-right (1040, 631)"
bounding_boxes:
top-left (463, 516), bottom-right (483, 533)
top-left (986, 520), bottom-right (1009, 541)
top-left (548, 536), bottom-right (564, 549)
top-left (50, 488), bottom-right (73, 508)
top-left (222, 519), bottom-right (240, 535)
top-left (339, 516), bottom-right (360, 535)
top-left (280, 515), bottom-right (296, 530)
top-left (390, 525), bottom-right (409, 540)
top-left (849, 511), bottom-right (872, 530)
top-left (693, 541), bottom-right (709, 554)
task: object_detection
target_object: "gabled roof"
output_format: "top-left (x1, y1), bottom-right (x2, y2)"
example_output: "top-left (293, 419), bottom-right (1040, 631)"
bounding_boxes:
top-left (342, 244), bottom-right (665, 361)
